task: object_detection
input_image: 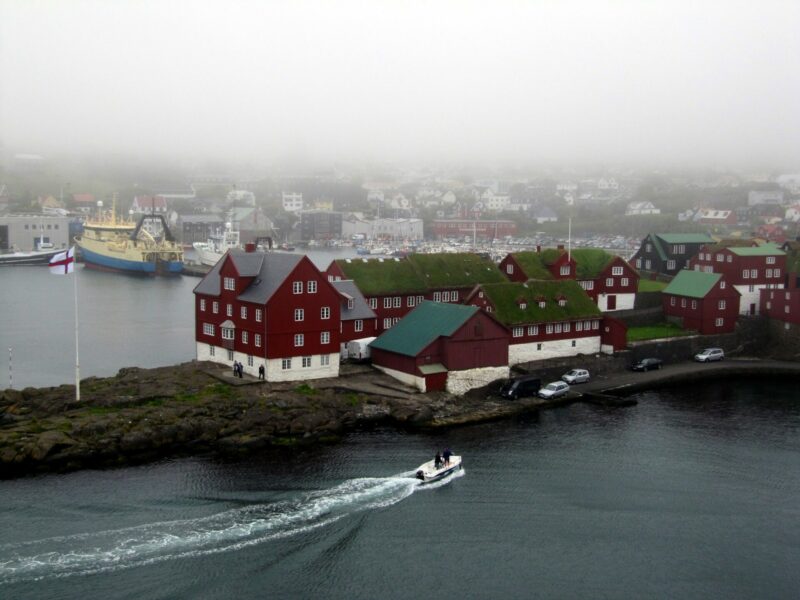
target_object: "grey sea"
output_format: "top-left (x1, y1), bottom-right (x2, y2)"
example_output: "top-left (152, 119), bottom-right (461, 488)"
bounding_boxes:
top-left (1, 262), bottom-right (799, 599)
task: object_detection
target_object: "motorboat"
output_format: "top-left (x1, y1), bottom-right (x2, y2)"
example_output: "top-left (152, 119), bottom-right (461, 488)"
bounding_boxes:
top-left (414, 455), bottom-right (462, 483)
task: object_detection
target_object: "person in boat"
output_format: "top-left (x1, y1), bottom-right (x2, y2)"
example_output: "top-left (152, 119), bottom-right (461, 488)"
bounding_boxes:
top-left (443, 448), bottom-right (452, 466)
top-left (434, 451), bottom-right (442, 469)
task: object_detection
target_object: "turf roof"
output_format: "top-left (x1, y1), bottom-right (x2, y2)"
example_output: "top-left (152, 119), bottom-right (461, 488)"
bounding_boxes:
top-left (334, 253), bottom-right (505, 295)
top-left (369, 301), bottom-right (480, 356)
top-left (479, 280), bottom-right (601, 325)
top-left (510, 251), bottom-right (555, 280)
top-left (570, 248), bottom-right (616, 279)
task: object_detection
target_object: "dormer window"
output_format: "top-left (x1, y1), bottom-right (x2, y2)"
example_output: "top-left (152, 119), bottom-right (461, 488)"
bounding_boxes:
top-left (347, 298), bottom-right (354, 310)
top-left (519, 302), bottom-right (527, 310)
top-left (538, 300), bottom-right (546, 309)
top-left (558, 298), bottom-right (567, 307)
top-left (560, 265), bottom-right (570, 276)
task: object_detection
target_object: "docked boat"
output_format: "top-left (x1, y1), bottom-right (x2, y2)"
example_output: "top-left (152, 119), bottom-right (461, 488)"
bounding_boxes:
top-left (0, 245), bottom-right (63, 266)
top-left (75, 207), bottom-right (184, 276)
top-left (414, 455), bottom-right (462, 483)
top-left (192, 221), bottom-right (241, 267)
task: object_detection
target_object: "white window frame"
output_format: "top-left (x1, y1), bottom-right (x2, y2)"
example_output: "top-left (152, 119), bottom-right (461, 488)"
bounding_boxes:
top-left (222, 327), bottom-right (234, 340)
top-left (528, 325), bottom-right (538, 336)
top-left (393, 297), bottom-right (401, 308)
top-left (666, 260), bottom-right (676, 270)
top-left (224, 277), bottom-right (235, 291)
top-left (293, 281), bottom-right (303, 294)
top-left (718, 300), bottom-right (726, 310)
top-left (443, 291), bottom-right (450, 302)
top-left (307, 280), bottom-right (317, 293)
top-left (506, 263), bottom-right (514, 274)
top-left (213, 301), bottom-right (219, 314)
top-left (294, 308), bottom-right (304, 322)
top-left (715, 318), bottom-right (724, 327)
top-left (621, 277), bottom-right (629, 287)
top-left (255, 333), bottom-right (262, 347)
top-left (294, 333), bottom-right (304, 347)
top-left (256, 308), bottom-right (262, 322)
top-left (321, 355), bottom-right (330, 366)
top-left (302, 356), bottom-right (312, 368)
top-left (606, 278), bottom-right (613, 287)
top-left (452, 291), bottom-right (459, 301)
top-left (226, 304), bottom-right (233, 317)
top-left (354, 319), bottom-right (363, 332)
top-left (321, 331), bottom-right (330, 344)
top-left (282, 358), bottom-right (292, 370)
top-left (203, 323), bottom-right (215, 336)
top-left (560, 265), bottom-right (570, 276)
top-left (321, 306), bottom-right (330, 320)
top-left (546, 324), bottom-right (553, 334)
top-left (200, 299), bottom-right (206, 311)
top-left (767, 256), bottom-right (776, 265)
top-left (612, 266), bottom-right (623, 276)
top-left (369, 298), bottom-right (378, 309)
top-left (383, 318), bottom-right (392, 329)
top-left (512, 327), bottom-right (523, 338)
top-left (433, 292), bottom-right (442, 302)
top-left (241, 306), bottom-right (247, 319)
top-left (407, 296), bottom-right (416, 308)
top-left (383, 297), bottom-right (392, 309)
top-left (242, 331), bottom-right (248, 344)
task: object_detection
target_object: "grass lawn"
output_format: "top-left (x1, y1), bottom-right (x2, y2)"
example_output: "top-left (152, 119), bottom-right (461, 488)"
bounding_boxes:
top-left (638, 279), bottom-right (668, 292)
top-left (627, 323), bottom-right (695, 342)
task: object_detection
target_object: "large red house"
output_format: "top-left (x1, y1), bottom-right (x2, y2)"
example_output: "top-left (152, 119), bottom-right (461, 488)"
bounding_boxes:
top-left (194, 248), bottom-right (342, 381)
top-left (662, 270), bottom-right (741, 334)
top-left (687, 243), bottom-right (785, 315)
top-left (499, 248), bottom-right (639, 312)
top-left (369, 302), bottom-right (509, 393)
top-left (332, 279), bottom-right (378, 348)
top-left (326, 253), bottom-right (506, 334)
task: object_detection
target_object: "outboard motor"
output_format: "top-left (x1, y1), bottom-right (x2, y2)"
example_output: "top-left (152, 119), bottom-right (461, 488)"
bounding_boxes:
top-left (416, 470), bottom-right (425, 481)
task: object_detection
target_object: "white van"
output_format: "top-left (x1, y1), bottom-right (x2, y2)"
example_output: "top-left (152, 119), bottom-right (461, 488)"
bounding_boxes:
top-left (346, 337), bottom-right (377, 362)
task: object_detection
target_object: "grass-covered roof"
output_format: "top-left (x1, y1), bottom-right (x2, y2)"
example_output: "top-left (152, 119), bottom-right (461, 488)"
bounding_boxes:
top-left (480, 280), bottom-right (601, 325)
top-left (570, 248), bottom-right (616, 279)
top-left (334, 252), bottom-right (505, 295)
top-left (510, 251), bottom-right (555, 280)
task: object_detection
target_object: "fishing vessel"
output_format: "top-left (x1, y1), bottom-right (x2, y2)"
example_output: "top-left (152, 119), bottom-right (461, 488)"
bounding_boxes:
top-left (192, 221), bottom-right (241, 267)
top-left (75, 202), bottom-right (184, 275)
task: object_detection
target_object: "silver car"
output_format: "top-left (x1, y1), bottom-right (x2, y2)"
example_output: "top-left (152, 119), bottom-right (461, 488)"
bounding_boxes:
top-left (538, 381), bottom-right (570, 399)
top-left (694, 347), bottom-right (724, 362)
top-left (562, 369), bottom-right (590, 384)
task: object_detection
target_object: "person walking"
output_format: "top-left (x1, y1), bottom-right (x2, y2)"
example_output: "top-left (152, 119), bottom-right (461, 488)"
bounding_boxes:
top-left (258, 364), bottom-right (265, 380)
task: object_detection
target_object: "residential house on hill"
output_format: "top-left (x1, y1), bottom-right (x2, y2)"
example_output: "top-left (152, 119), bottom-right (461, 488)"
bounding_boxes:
top-left (71, 193), bottom-right (96, 214)
top-left (465, 280), bottom-right (609, 365)
top-left (370, 302), bottom-right (509, 393)
top-left (693, 208), bottom-right (737, 226)
top-left (688, 244), bottom-right (785, 315)
top-left (499, 247), bottom-right (575, 282)
top-left (631, 233), bottom-right (714, 277)
top-left (662, 270), bottom-right (740, 334)
top-left (194, 249), bottom-right (341, 381)
top-left (326, 253), bottom-right (506, 333)
top-left (625, 201), bottom-right (661, 216)
top-left (570, 248), bottom-right (639, 311)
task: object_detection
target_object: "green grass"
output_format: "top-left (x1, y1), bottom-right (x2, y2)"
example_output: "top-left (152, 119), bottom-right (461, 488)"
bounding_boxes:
top-left (627, 323), bottom-right (694, 341)
top-left (638, 279), bottom-right (668, 292)
top-left (294, 383), bottom-right (318, 396)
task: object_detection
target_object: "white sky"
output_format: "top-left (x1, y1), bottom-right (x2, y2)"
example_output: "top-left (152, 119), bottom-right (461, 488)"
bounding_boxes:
top-left (1, 0), bottom-right (799, 168)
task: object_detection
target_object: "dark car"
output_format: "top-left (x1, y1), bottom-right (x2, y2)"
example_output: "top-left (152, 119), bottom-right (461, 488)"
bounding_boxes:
top-left (499, 375), bottom-right (542, 400)
top-left (630, 357), bottom-right (663, 372)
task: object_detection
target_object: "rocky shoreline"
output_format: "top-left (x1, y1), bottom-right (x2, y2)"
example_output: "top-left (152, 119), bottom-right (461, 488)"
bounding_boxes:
top-left (2, 358), bottom-right (799, 478)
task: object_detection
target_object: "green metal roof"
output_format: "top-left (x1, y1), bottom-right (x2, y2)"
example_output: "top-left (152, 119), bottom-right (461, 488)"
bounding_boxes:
top-left (479, 280), bottom-right (601, 325)
top-left (663, 270), bottom-right (721, 298)
top-left (369, 301), bottom-right (480, 356)
top-left (728, 246), bottom-right (785, 257)
top-left (656, 233), bottom-right (715, 244)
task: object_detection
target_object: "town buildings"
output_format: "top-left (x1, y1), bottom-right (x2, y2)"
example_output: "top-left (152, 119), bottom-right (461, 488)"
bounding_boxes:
top-left (662, 270), bottom-right (740, 334)
top-left (431, 219), bottom-right (517, 240)
top-left (0, 214), bottom-right (70, 251)
top-left (688, 244), bottom-right (785, 315)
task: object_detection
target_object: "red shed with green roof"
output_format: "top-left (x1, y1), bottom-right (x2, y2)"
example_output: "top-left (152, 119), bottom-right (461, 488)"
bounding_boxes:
top-left (662, 270), bottom-right (740, 334)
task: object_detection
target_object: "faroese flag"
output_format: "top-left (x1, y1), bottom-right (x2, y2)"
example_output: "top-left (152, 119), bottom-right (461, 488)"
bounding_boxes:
top-left (49, 246), bottom-right (75, 274)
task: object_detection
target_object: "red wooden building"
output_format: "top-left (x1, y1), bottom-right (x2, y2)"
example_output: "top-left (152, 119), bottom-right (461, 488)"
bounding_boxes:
top-left (687, 244), bottom-right (785, 315)
top-left (194, 248), bottom-right (342, 381)
top-left (662, 270), bottom-right (740, 334)
top-left (332, 279), bottom-right (377, 347)
top-left (326, 253), bottom-right (506, 334)
top-left (499, 247), bottom-right (575, 282)
top-left (369, 302), bottom-right (509, 393)
top-left (760, 280), bottom-right (800, 326)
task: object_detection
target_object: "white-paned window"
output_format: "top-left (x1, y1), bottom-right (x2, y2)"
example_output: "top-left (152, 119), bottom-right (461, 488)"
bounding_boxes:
top-left (383, 318), bottom-right (392, 329)
top-left (293, 281), bottom-right (303, 294)
top-left (241, 306), bottom-right (247, 319)
top-left (247, 355), bottom-right (253, 367)
top-left (506, 264), bottom-right (514, 274)
top-left (546, 324), bottom-right (553, 334)
top-left (593, 320), bottom-right (599, 329)
top-left (564, 322), bottom-right (571, 332)
top-left (227, 350), bottom-right (234, 361)
top-left (369, 298), bottom-right (378, 309)
top-left (282, 358), bottom-right (292, 370)
top-left (393, 297), bottom-right (401, 308)
top-left (321, 306), bottom-right (330, 320)
top-left (766, 269), bottom-right (773, 278)
top-left (538, 300), bottom-right (546, 308)
top-left (226, 304), bottom-right (233, 317)
top-left (636, 258), bottom-right (642, 268)
top-left (354, 319), bottom-right (363, 332)
top-left (718, 300), bottom-right (726, 310)
top-left (417, 296), bottom-right (424, 304)
top-left (307, 280), bottom-right (317, 293)
top-left (670, 297), bottom-right (676, 305)
top-left (302, 356), bottom-right (311, 368)
top-left (606, 278), bottom-right (613, 287)
top-left (528, 325), bottom-right (538, 336)
top-left (452, 290), bottom-right (459, 301)
top-left (512, 327), bottom-right (523, 338)
top-left (433, 292), bottom-right (441, 302)
top-left (560, 265), bottom-right (570, 276)
top-left (681, 298), bottom-right (687, 307)
top-left (715, 318), bottom-right (724, 327)
top-left (203, 323), bottom-right (215, 336)
top-left (321, 331), bottom-right (330, 344)
top-left (576, 321), bottom-right (583, 331)
top-left (209, 345), bottom-right (215, 356)
top-left (347, 298), bottom-right (354, 309)
top-left (294, 333), bottom-right (304, 347)
top-left (255, 334), bottom-right (261, 347)
top-left (407, 296), bottom-right (416, 307)
top-left (774, 268), bottom-right (781, 277)
top-left (751, 269), bottom-right (757, 278)
top-left (742, 269), bottom-right (749, 279)
top-left (716, 254), bottom-right (724, 262)
top-left (666, 260), bottom-right (676, 270)
top-left (727, 255), bottom-right (732, 263)
top-left (321, 355), bottom-right (330, 366)
top-left (200, 299), bottom-right (206, 311)
top-left (720, 281), bottom-right (726, 289)
top-left (691, 300), bottom-right (697, 309)
top-left (294, 308), bottom-right (304, 322)
top-left (224, 277), bottom-right (235, 290)
top-left (555, 323), bottom-right (562, 333)
top-left (767, 256), bottom-right (776, 264)
top-left (242, 331), bottom-right (248, 344)
top-left (443, 291), bottom-right (450, 302)
top-left (213, 301), bottom-right (219, 314)
top-left (256, 309), bottom-right (262, 322)
top-left (383, 297), bottom-right (392, 308)
top-left (222, 327), bottom-right (234, 340)
top-left (612, 266), bottom-right (623, 276)
top-left (558, 299), bottom-right (566, 307)
top-left (621, 278), bottom-right (629, 287)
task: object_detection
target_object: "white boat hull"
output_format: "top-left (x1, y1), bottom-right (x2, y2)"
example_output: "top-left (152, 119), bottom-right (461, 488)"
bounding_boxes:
top-left (415, 455), bottom-right (462, 483)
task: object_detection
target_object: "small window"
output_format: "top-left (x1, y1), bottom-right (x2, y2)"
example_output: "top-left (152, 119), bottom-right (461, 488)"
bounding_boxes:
top-left (666, 260), bottom-right (676, 270)
top-left (302, 356), bottom-right (312, 368)
top-left (519, 302), bottom-right (527, 310)
top-left (227, 350), bottom-right (234, 361)
top-left (307, 280), bottom-right (317, 293)
top-left (294, 308), bottom-right (304, 322)
top-left (512, 327), bottom-right (523, 338)
top-left (393, 297), bottom-right (401, 308)
top-left (433, 292), bottom-right (441, 302)
top-left (670, 297), bottom-right (676, 306)
top-left (727, 255), bottom-right (732, 263)
top-left (294, 333), bottom-right (304, 347)
top-left (612, 266), bottom-right (623, 276)
top-left (213, 301), bottom-right (219, 314)
top-left (407, 296), bottom-right (416, 308)
top-left (576, 321), bottom-right (583, 331)
top-left (241, 306), bottom-right (247, 319)
top-left (720, 281), bottom-right (726, 289)
top-left (751, 269), bottom-right (757, 278)
top-left (369, 298), bottom-right (378, 309)
top-left (691, 300), bottom-right (697, 309)
top-left (537, 343), bottom-right (542, 350)
top-left (621, 277), bottom-right (629, 287)
top-left (321, 306), bottom-right (330, 319)
top-left (222, 327), bottom-right (234, 340)
top-left (546, 324), bottom-right (553, 334)
top-left (571, 340), bottom-right (576, 347)
top-left (606, 277), bottom-right (613, 287)
top-left (293, 281), bottom-right (303, 294)
top-left (247, 355), bottom-right (253, 367)
top-left (354, 319), bottom-right (363, 332)
top-left (242, 331), bottom-right (248, 344)
top-left (555, 323), bottom-right (562, 333)
top-left (256, 309), bottom-right (262, 322)
top-left (282, 358), bottom-right (292, 370)
top-left (443, 291), bottom-right (450, 302)
top-left (506, 264), bottom-right (514, 274)
top-left (383, 297), bottom-right (392, 309)
top-left (560, 265), bottom-right (570, 276)
top-left (383, 318), bottom-right (392, 329)
top-left (716, 254), bottom-right (724, 262)
top-left (255, 334), bottom-right (261, 347)
top-left (224, 277), bottom-right (235, 290)
top-left (452, 291), bottom-right (459, 301)
top-left (209, 345), bottom-right (215, 356)
top-left (528, 325), bottom-right (538, 336)
top-left (681, 298), bottom-right (687, 308)
top-left (564, 322), bottom-right (570, 332)
top-left (767, 256), bottom-right (776, 265)
top-left (321, 331), bottom-right (330, 344)
top-left (203, 323), bottom-right (215, 336)
top-left (538, 300), bottom-right (546, 309)
top-left (347, 298), bottom-right (354, 310)
top-left (558, 299), bottom-right (566, 307)
top-left (715, 318), bottom-right (724, 327)
top-left (200, 299), bottom-right (206, 311)
top-left (226, 304), bottom-right (233, 317)
top-left (321, 355), bottom-right (330, 366)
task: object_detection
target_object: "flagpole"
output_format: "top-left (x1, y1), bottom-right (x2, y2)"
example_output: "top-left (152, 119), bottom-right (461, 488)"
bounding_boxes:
top-left (73, 250), bottom-right (80, 401)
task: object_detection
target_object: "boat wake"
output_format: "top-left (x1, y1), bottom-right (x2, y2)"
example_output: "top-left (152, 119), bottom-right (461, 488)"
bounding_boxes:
top-left (0, 470), bottom-right (463, 584)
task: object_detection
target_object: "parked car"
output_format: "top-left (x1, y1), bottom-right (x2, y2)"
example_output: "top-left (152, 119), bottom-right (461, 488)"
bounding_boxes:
top-left (499, 375), bottom-right (542, 400)
top-left (694, 347), bottom-right (724, 362)
top-left (538, 381), bottom-right (570, 399)
top-left (630, 358), bottom-right (663, 372)
top-left (562, 369), bottom-right (590, 384)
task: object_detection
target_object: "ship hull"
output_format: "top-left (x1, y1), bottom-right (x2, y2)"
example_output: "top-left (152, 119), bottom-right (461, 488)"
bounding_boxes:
top-left (0, 248), bottom-right (63, 266)
top-left (77, 243), bottom-right (183, 276)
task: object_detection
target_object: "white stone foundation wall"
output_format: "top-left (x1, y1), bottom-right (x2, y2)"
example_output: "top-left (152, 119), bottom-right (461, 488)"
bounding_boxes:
top-left (735, 284), bottom-right (781, 315)
top-left (195, 343), bottom-right (339, 381)
top-left (597, 292), bottom-right (635, 312)
top-left (446, 366), bottom-right (509, 396)
top-left (373, 364), bottom-right (427, 392)
top-left (508, 336), bottom-right (601, 366)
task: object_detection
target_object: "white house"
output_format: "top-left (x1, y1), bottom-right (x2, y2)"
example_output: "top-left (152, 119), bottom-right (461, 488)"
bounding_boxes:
top-left (625, 201), bottom-right (661, 216)
top-left (785, 204), bottom-right (800, 223)
top-left (282, 192), bottom-right (304, 212)
top-left (748, 190), bottom-right (784, 206)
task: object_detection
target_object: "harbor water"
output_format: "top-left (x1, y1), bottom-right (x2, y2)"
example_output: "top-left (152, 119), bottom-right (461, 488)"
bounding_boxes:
top-left (0, 380), bottom-right (798, 598)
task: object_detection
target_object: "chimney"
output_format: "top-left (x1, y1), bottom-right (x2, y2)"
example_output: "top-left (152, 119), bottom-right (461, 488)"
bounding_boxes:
top-left (536, 245), bottom-right (541, 253)
top-left (557, 244), bottom-right (564, 251)
top-left (245, 242), bottom-right (256, 253)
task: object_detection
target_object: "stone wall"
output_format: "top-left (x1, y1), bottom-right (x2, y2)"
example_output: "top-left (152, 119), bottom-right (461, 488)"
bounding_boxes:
top-left (634, 291), bottom-right (664, 310)
top-left (446, 366), bottom-right (510, 396)
top-left (508, 336), bottom-right (601, 366)
top-left (762, 318), bottom-right (800, 360)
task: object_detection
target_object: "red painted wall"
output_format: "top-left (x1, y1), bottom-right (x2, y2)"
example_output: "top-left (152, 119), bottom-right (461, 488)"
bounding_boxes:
top-left (663, 279), bottom-right (740, 334)
top-left (688, 247), bottom-right (786, 287)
